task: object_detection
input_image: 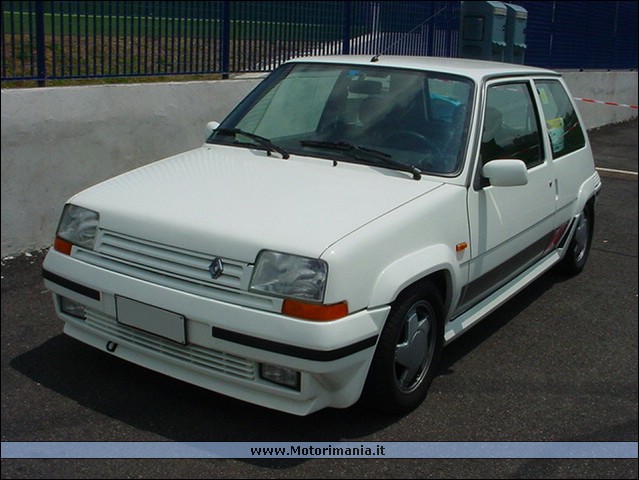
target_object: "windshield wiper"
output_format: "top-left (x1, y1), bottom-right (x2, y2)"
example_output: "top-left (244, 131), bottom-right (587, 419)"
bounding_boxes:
top-left (300, 140), bottom-right (421, 180)
top-left (214, 128), bottom-right (290, 159)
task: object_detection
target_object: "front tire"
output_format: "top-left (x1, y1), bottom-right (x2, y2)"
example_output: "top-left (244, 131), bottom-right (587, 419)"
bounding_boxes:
top-left (361, 281), bottom-right (443, 413)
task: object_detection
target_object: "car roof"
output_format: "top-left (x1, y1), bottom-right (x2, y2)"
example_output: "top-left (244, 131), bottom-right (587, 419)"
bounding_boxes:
top-left (286, 55), bottom-right (560, 83)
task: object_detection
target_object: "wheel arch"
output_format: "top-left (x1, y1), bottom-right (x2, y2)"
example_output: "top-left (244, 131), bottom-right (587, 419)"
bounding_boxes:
top-left (562, 181), bottom-right (598, 252)
top-left (575, 171), bottom-right (601, 217)
top-left (368, 244), bottom-right (461, 319)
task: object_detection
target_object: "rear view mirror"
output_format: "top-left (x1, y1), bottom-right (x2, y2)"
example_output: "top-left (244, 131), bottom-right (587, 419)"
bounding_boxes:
top-left (482, 159), bottom-right (529, 187)
top-left (205, 121), bottom-right (220, 140)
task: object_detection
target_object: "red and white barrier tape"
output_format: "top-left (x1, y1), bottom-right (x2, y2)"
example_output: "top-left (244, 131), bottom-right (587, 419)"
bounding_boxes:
top-left (574, 97), bottom-right (638, 109)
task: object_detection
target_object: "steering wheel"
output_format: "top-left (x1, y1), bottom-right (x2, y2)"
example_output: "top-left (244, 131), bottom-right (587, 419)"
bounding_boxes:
top-left (382, 130), bottom-right (445, 171)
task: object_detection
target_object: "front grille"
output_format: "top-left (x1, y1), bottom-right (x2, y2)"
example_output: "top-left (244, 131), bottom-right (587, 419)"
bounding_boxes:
top-left (74, 230), bottom-right (277, 311)
top-left (85, 308), bottom-right (256, 381)
top-left (97, 230), bottom-right (248, 288)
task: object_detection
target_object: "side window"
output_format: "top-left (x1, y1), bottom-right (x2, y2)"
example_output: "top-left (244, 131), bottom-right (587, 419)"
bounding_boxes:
top-left (535, 80), bottom-right (586, 158)
top-left (480, 82), bottom-right (543, 168)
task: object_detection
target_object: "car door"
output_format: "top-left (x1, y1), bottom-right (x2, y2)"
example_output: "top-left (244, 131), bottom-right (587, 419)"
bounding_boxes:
top-left (459, 78), bottom-right (557, 312)
top-left (533, 78), bottom-right (591, 225)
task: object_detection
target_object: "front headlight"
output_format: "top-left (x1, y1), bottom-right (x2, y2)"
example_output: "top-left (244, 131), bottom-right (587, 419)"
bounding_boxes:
top-left (55, 204), bottom-right (99, 253)
top-left (250, 251), bottom-right (328, 302)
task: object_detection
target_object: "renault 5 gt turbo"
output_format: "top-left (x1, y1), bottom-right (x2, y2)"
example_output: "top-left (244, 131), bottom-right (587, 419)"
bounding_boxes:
top-left (43, 55), bottom-right (601, 416)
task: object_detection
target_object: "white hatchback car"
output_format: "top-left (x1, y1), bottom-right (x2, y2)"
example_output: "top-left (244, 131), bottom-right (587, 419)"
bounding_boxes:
top-left (43, 55), bottom-right (601, 416)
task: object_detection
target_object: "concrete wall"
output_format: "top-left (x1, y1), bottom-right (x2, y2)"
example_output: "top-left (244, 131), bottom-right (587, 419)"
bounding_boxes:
top-left (1, 79), bottom-right (261, 258)
top-left (561, 71), bottom-right (638, 129)
top-left (1, 71), bottom-right (637, 258)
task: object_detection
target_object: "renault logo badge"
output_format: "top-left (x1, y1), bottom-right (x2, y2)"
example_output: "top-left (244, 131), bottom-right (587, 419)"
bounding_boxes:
top-left (208, 258), bottom-right (224, 279)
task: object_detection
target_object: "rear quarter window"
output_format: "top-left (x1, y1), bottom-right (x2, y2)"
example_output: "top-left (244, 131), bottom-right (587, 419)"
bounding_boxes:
top-left (535, 80), bottom-right (586, 158)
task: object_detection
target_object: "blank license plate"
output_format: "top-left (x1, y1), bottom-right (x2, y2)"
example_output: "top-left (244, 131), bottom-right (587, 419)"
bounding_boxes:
top-left (116, 296), bottom-right (186, 344)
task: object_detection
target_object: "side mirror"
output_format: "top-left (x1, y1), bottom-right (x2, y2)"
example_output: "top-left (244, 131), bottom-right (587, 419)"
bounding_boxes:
top-left (481, 159), bottom-right (529, 187)
top-left (205, 121), bottom-right (220, 140)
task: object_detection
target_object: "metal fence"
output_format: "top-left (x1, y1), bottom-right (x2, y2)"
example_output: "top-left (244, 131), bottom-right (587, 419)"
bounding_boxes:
top-left (514, 0), bottom-right (638, 70)
top-left (1, 1), bottom-right (637, 84)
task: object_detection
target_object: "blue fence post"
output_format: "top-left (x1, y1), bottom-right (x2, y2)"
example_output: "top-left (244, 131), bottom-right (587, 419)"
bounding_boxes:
top-left (221, 0), bottom-right (231, 78)
top-left (35, 0), bottom-right (46, 86)
top-left (342, 1), bottom-right (351, 55)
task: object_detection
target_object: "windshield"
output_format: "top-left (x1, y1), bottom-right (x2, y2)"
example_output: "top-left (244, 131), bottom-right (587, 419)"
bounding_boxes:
top-left (208, 63), bottom-right (474, 176)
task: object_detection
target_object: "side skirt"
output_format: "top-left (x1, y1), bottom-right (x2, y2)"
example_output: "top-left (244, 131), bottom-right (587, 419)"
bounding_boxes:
top-left (443, 250), bottom-right (561, 345)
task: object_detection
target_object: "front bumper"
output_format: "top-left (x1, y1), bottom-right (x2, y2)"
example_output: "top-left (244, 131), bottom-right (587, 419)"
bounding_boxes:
top-left (42, 249), bottom-right (389, 416)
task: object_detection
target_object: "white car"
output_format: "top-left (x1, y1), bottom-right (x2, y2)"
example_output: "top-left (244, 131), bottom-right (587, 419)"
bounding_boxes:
top-left (43, 55), bottom-right (601, 416)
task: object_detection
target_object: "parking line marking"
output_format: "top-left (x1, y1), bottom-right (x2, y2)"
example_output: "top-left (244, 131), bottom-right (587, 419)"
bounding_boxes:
top-left (596, 167), bottom-right (638, 179)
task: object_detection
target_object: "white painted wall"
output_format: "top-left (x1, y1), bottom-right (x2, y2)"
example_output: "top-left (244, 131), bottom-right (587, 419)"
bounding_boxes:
top-left (561, 71), bottom-right (638, 129)
top-left (1, 71), bottom-right (637, 258)
top-left (1, 79), bottom-right (260, 258)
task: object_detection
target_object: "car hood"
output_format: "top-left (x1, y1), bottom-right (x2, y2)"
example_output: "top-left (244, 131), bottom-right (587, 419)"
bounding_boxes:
top-left (72, 145), bottom-right (443, 262)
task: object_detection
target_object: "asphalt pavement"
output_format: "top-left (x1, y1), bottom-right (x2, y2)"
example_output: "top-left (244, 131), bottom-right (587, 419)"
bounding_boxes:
top-left (1, 119), bottom-right (637, 479)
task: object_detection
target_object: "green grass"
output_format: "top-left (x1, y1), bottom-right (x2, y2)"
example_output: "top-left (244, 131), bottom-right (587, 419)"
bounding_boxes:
top-left (3, 11), bottom-right (345, 40)
top-left (1, 11), bottom-right (361, 85)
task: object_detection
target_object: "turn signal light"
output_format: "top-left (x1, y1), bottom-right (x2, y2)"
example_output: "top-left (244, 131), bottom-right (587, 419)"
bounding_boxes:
top-left (282, 299), bottom-right (348, 321)
top-left (54, 236), bottom-right (73, 255)
top-left (456, 242), bottom-right (468, 252)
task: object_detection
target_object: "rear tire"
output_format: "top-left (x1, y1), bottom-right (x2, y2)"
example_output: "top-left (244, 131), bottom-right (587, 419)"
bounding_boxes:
top-left (361, 281), bottom-right (443, 413)
top-left (558, 203), bottom-right (594, 276)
